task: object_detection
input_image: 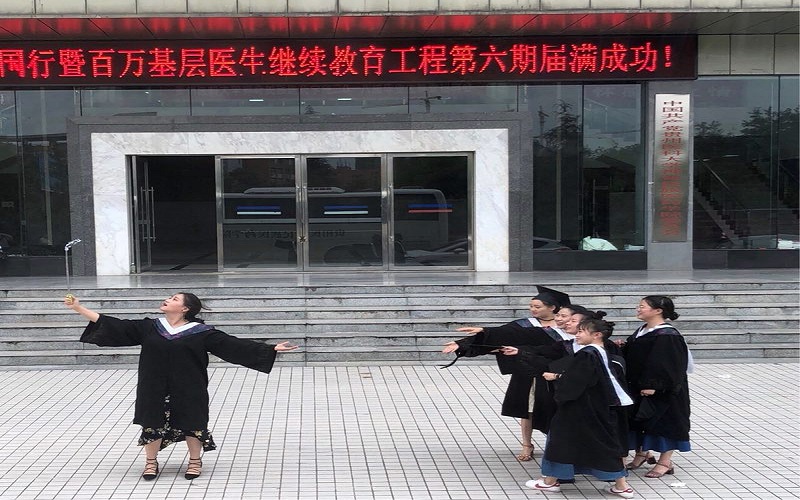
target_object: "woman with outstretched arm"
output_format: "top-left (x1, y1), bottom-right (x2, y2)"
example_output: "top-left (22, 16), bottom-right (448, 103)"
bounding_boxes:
top-left (64, 292), bottom-right (298, 481)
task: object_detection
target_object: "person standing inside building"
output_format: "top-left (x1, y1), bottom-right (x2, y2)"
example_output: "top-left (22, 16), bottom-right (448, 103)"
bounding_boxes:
top-left (520, 318), bottom-right (635, 498)
top-left (441, 286), bottom-right (570, 461)
top-left (622, 295), bottom-right (691, 478)
top-left (64, 292), bottom-right (298, 481)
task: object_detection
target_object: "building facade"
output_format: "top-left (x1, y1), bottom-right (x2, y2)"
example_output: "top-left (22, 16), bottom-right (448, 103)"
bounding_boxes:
top-left (0, 1), bottom-right (797, 276)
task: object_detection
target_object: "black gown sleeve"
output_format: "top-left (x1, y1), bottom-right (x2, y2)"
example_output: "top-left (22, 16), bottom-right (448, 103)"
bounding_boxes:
top-left (551, 351), bottom-right (600, 404)
top-left (205, 330), bottom-right (278, 373)
top-left (80, 314), bottom-right (149, 346)
top-left (638, 333), bottom-right (688, 392)
top-left (510, 342), bottom-right (567, 377)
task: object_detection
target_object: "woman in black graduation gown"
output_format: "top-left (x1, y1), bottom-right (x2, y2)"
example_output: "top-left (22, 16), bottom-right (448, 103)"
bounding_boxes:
top-left (519, 318), bottom-right (635, 498)
top-left (441, 286), bottom-right (570, 461)
top-left (64, 292), bottom-right (298, 481)
top-left (622, 295), bottom-right (691, 478)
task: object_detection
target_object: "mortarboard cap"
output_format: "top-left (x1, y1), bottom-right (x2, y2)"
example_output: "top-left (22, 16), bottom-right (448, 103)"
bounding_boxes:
top-left (533, 285), bottom-right (570, 308)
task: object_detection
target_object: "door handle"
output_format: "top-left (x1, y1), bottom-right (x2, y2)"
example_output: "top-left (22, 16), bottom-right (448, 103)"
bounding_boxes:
top-left (148, 187), bottom-right (156, 242)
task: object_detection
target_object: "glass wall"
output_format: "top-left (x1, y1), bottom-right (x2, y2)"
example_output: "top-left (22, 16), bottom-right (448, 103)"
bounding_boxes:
top-left (524, 84), bottom-right (645, 252)
top-left (2, 78), bottom-right (796, 275)
top-left (0, 91), bottom-right (20, 258)
top-left (17, 90), bottom-right (78, 258)
top-left (693, 76), bottom-right (799, 250)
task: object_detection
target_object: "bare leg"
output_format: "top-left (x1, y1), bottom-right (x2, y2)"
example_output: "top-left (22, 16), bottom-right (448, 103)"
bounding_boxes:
top-left (185, 436), bottom-right (203, 479)
top-left (186, 436), bottom-right (202, 458)
top-left (517, 417), bottom-right (534, 461)
top-left (144, 439), bottom-right (161, 460)
top-left (142, 440), bottom-right (161, 480)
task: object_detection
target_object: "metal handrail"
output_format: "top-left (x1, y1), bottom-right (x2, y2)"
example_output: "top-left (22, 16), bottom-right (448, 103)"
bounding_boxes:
top-left (696, 162), bottom-right (748, 211)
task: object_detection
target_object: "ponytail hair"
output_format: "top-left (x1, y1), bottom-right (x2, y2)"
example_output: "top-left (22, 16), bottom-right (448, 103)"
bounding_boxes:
top-left (178, 292), bottom-right (209, 324)
top-left (578, 317), bottom-right (616, 340)
top-left (642, 295), bottom-right (680, 321)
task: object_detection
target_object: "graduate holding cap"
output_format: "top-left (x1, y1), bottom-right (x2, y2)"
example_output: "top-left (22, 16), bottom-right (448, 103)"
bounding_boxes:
top-left (441, 285), bottom-right (571, 461)
top-left (64, 292), bottom-right (298, 482)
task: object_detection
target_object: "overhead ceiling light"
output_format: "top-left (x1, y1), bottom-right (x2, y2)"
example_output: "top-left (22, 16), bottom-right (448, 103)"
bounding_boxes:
top-left (337, 97), bottom-right (352, 101)
top-left (248, 98), bottom-right (265, 102)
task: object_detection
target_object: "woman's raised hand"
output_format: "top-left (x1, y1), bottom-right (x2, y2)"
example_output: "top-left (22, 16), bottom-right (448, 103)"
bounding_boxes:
top-left (442, 341), bottom-right (459, 354)
top-left (456, 326), bottom-right (483, 334)
top-left (64, 295), bottom-right (80, 309)
top-left (273, 341), bottom-right (299, 352)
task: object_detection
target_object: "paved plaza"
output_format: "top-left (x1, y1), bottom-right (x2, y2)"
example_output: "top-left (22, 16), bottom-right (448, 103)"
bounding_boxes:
top-left (0, 361), bottom-right (798, 500)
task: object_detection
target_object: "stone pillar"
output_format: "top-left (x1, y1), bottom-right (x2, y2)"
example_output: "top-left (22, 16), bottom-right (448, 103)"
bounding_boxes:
top-left (646, 81), bottom-right (694, 271)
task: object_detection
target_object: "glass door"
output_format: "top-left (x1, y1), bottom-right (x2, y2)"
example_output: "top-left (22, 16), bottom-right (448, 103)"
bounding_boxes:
top-left (304, 155), bottom-right (384, 268)
top-left (390, 154), bottom-right (472, 268)
top-left (129, 156), bottom-right (153, 272)
top-left (214, 153), bottom-right (473, 271)
top-left (218, 157), bottom-right (299, 270)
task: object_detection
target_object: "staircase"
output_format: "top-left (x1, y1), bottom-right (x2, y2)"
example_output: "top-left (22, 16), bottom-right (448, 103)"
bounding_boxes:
top-left (0, 280), bottom-right (797, 367)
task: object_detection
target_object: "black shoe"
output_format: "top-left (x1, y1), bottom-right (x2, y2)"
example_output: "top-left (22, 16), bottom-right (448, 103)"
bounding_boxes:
top-left (557, 478), bottom-right (575, 484)
top-left (142, 459), bottom-right (159, 481)
top-left (185, 457), bottom-right (202, 480)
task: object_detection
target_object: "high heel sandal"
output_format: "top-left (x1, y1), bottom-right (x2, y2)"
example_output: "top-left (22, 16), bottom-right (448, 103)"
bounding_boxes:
top-left (516, 444), bottom-right (534, 461)
top-left (626, 452), bottom-right (656, 470)
top-left (645, 460), bottom-right (675, 478)
top-left (185, 456), bottom-right (202, 480)
top-left (142, 458), bottom-right (159, 481)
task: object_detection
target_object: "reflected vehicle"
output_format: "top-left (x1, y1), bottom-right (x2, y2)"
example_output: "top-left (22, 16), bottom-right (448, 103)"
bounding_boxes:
top-left (405, 239), bottom-right (468, 265)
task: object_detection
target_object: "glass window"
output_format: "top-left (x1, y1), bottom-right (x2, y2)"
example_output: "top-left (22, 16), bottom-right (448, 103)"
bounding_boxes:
top-left (582, 85), bottom-right (644, 250)
top-left (16, 90), bottom-right (79, 257)
top-left (777, 76), bottom-right (799, 247)
top-left (192, 88), bottom-right (300, 116)
top-left (0, 91), bottom-right (21, 258)
top-left (524, 85), bottom-right (582, 249)
top-left (80, 88), bottom-right (190, 116)
top-left (523, 84), bottom-right (644, 252)
top-left (299, 87), bottom-right (408, 115)
top-left (409, 85), bottom-right (517, 113)
top-left (692, 77), bottom-right (794, 249)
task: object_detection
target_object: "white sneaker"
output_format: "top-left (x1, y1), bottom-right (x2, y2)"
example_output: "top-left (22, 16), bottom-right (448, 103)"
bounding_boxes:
top-left (524, 478), bottom-right (561, 492)
top-left (606, 484), bottom-right (635, 498)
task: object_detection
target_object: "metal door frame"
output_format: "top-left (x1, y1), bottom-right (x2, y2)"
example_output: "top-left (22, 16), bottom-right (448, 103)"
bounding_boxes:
top-left (127, 155), bottom-right (154, 273)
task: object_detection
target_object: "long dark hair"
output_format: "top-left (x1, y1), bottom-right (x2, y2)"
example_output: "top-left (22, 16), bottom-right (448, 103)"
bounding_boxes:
top-left (642, 295), bottom-right (680, 321)
top-left (178, 292), bottom-right (208, 324)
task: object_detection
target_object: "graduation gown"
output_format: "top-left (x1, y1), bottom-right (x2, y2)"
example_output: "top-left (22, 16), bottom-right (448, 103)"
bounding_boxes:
top-left (510, 339), bottom-right (623, 434)
top-left (544, 346), bottom-right (630, 471)
top-left (622, 324), bottom-right (691, 442)
top-left (454, 320), bottom-right (560, 426)
top-left (81, 314), bottom-right (278, 430)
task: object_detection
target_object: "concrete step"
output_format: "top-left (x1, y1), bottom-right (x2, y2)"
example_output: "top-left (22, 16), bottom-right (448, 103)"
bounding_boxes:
top-left (0, 342), bottom-right (795, 366)
top-left (1, 280), bottom-right (797, 299)
top-left (0, 279), bottom-right (795, 366)
top-left (1, 289), bottom-right (798, 309)
top-left (1, 302), bottom-right (797, 323)
top-left (1, 329), bottom-right (797, 350)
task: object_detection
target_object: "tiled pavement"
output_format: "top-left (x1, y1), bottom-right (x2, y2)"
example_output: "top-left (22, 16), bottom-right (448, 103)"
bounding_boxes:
top-left (0, 362), bottom-right (798, 500)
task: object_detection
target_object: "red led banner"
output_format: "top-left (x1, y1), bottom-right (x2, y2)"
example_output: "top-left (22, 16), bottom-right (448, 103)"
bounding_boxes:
top-left (0, 36), bottom-right (696, 86)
